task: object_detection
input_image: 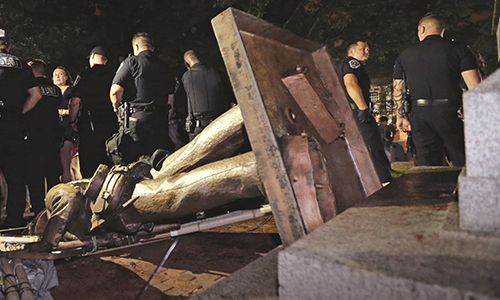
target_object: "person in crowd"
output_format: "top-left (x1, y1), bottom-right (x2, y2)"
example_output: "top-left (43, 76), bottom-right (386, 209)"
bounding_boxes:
top-left (108, 32), bottom-right (176, 165)
top-left (182, 50), bottom-right (233, 141)
top-left (53, 66), bottom-right (82, 182)
top-left (336, 40), bottom-right (392, 184)
top-left (26, 59), bottom-right (62, 215)
top-left (69, 46), bottom-right (118, 178)
top-left (393, 13), bottom-right (481, 166)
top-left (0, 29), bottom-right (42, 228)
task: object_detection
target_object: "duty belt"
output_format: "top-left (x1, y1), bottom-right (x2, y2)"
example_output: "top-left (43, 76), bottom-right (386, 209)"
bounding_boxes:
top-left (412, 99), bottom-right (456, 107)
top-left (130, 105), bottom-right (157, 113)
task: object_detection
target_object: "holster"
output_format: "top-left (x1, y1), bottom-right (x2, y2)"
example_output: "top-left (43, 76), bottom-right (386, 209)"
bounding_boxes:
top-left (84, 162), bottom-right (153, 234)
top-left (185, 113), bottom-right (194, 133)
top-left (117, 102), bottom-right (129, 128)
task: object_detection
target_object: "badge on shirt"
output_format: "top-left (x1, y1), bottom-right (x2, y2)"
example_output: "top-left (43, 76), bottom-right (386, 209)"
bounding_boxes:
top-left (349, 59), bottom-right (361, 69)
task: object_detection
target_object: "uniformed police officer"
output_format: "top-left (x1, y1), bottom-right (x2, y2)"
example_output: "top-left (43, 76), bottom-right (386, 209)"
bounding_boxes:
top-left (336, 40), bottom-right (392, 184)
top-left (70, 46), bottom-right (118, 178)
top-left (26, 59), bottom-right (62, 215)
top-left (182, 50), bottom-right (233, 141)
top-left (108, 33), bottom-right (175, 165)
top-left (0, 29), bottom-right (42, 228)
top-left (393, 13), bottom-right (481, 166)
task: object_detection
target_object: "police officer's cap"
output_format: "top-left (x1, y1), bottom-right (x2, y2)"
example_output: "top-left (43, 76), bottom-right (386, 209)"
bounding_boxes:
top-left (89, 46), bottom-right (106, 58)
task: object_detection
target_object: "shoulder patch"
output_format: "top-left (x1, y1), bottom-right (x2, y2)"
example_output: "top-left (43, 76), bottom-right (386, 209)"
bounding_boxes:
top-left (115, 61), bottom-right (125, 74)
top-left (0, 55), bottom-right (22, 69)
top-left (39, 85), bottom-right (61, 97)
top-left (349, 59), bottom-right (361, 69)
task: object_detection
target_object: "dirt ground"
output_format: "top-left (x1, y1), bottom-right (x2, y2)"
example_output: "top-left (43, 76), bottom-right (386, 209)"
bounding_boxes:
top-left (50, 215), bottom-right (281, 300)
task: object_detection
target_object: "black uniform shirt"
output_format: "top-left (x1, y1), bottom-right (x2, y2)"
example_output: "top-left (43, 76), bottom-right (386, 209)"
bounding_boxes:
top-left (393, 35), bottom-right (477, 101)
top-left (0, 51), bottom-right (37, 114)
top-left (72, 64), bottom-right (117, 123)
top-left (24, 77), bottom-right (61, 133)
top-left (181, 62), bottom-right (231, 115)
top-left (336, 56), bottom-right (371, 106)
top-left (112, 50), bottom-right (175, 106)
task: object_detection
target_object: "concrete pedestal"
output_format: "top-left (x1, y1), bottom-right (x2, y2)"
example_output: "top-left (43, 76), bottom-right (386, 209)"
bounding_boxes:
top-left (460, 69), bottom-right (500, 232)
top-left (459, 170), bottom-right (500, 233)
top-left (279, 201), bottom-right (500, 300)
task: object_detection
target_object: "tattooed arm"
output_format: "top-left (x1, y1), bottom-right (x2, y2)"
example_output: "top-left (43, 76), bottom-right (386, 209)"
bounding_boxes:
top-left (393, 79), bottom-right (411, 132)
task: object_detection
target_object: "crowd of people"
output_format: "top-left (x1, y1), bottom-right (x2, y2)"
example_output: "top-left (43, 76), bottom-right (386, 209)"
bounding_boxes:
top-left (0, 30), bottom-right (233, 229)
top-left (0, 12), bottom-right (484, 230)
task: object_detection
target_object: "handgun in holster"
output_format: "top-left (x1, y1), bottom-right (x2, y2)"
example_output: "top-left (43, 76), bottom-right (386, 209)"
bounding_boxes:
top-left (118, 102), bottom-right (131, 129)
top-left (185, 113), bottom-right (194, 133)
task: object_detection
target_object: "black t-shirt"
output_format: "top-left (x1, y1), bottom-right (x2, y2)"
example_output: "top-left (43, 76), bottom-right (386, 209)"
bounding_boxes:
top-left (393, 35), bottom-right (477, 100)
top-left (181, 62), bottom-right (231, 115)
top-left (24, 77), bottom-right (61, 133)
top-left (336, 56), bottom-right (371, 106)
top-left (72, 64), bottom-right (117, 123)
top-left (0, 51), bottom-right (37, 114)
top-left (112, 50), bottom-right (175, 106)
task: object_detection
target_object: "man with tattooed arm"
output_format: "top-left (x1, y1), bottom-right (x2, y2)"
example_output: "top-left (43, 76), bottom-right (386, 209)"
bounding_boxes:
top-left (393, 13), bottom-right (481, 166)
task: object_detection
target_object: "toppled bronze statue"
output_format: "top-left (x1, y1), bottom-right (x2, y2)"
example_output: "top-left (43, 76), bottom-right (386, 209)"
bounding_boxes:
top-left (29, 105), bottom-right (265, 252)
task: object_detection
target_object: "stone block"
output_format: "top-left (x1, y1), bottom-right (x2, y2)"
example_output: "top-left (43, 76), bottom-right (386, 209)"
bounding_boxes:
top-left (278, 203), bottom-right (500, 300)
top-left (463, 69), bottom-right (500, 178)
top-left (459, 169), bottom-right (500, 233)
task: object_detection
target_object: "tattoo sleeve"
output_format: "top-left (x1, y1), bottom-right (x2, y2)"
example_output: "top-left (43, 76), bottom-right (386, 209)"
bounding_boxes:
top-left (393, 79), bottom-right (406, 119)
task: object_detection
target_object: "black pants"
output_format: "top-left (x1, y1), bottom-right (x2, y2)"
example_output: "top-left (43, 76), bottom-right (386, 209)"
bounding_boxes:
top-left (79, 121), bottom-right (118, 178)
top-left (26, 131), bottom-right (61, 215)
top-left (354, 113), bottom-right (392, 183)
top-left (0, 120), bottom-right (28, 227)
top-left (410, 106), bottom-right (465, 166)
top-left (108, 110), bottom-right (174, 165)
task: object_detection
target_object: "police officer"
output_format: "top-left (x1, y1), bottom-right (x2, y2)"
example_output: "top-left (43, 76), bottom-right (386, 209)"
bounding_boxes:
top-left (0, 29), bottom-right (42, 228)
top-left (108, 32), bottom-right (175, 165)
top-left (69, 46), bottom-right (118, 178)
top-left (26, 59), bottom-right (62, 215)
top-left (393, 13), bottom-right (481, 166)
top-left (182, 50), bottom-right (233, 141)
top-left (336, 40), bottom-right (392, 184)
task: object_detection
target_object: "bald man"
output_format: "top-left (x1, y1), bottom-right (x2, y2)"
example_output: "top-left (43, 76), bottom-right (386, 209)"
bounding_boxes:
top-left (393, 13), bottom-right (481, 166)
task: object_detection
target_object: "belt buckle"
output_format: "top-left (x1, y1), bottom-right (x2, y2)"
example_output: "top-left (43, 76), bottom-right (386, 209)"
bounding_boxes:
top-left (417, 99), bottom-right (430, 106)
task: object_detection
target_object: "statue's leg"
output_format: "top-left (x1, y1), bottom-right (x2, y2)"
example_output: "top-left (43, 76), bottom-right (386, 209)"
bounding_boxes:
top-left (152, 105), bottom-right (247, 178)
top-left (133, 151), bottom-right (264, 222)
